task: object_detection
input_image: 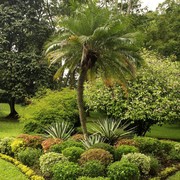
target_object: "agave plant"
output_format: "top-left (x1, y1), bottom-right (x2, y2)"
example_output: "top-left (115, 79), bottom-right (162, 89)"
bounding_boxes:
top-left (44, 121), bottom-right (74, 140)
top-left (90, 119), bottom-right (135, 143)
top-left (81, 134), bottom-right (105, 149)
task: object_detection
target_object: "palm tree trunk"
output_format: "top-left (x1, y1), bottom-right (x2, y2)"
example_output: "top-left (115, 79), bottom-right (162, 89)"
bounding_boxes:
top-left (77, 68), bottom-right (88, 139)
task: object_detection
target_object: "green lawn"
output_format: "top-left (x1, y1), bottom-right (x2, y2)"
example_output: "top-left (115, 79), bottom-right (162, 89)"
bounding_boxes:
top-left (0, 158), bottom-right (28, 180)
top-left (0, 103), bottom-right (25, 138)
top-left (167, 171), bottom-right (180, 180)
top-left (146, 123), bottom-right (180, 141)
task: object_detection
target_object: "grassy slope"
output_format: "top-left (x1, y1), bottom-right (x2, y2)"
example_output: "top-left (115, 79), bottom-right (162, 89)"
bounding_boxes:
top-left (0, 103), bottom-right (25, 138)
top-left (0, 159), bottom-right (28, 180)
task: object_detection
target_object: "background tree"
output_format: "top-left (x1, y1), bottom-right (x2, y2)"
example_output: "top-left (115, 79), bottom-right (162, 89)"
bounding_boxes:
top-left (45, 2), bottom-right (142, 138)
top-left (0, 0), bottom-right (52, 118)
top-left (84, 50), bottom-right (180, 136)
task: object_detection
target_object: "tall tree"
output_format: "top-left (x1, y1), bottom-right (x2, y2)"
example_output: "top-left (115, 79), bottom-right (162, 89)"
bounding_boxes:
top-left (0, 0), bottom-right (52, 118)
top-left (45, 3), bottom-right (142, 138)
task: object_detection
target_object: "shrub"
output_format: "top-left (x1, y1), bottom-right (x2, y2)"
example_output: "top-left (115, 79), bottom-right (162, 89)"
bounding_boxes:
top-left (77, 177), bottom-right (110, 180)
top-left (121, 153), bottom-right (151, 175)
top-left (134, 137), bottom-right (161, 155)
top-left (52, 161), bottom-right (80, 180)
top-left (23, 122), bottom-right (44, 134)
top-left (90, 143), bottom-right (115, 157)
top-left (39, 152), bottom-right (67, 177)
top-left (70, 134), bottom-right (84, 141)
top-left (149, 156), bottom-right (161, 176)
top-left (114, 138), bottom-right (136, 147)
top-left (50, 140), bottom-right (84, 153)
top-left (41, 138), bottom-right (63, 152)
top-left (62, 146), bottom-right (85, 162)
top-left (79, 148), bottom-right (113, 166)
top-left (17, 147), bottom-right (42, 166)
top-left (169, 143), bottom-right (180, 160)
top-left (18, 134), bottom-right (44, 149)
top-left (115, 145), bottom-right (139, 160)
top-left (81, 160), bottom-right (105, 178)
top-left (107, 161), bottom-right (140, 180)
top-left (0, 137), bottom-right (15, 155)
top-left (10, 139), bottom-right (25, 155)
top-left (22, 89), bottom-right (79, 133)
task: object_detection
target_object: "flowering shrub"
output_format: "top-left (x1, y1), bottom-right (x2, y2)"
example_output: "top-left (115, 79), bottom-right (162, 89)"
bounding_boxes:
top-left (0, 137), bottom-right (15, 155)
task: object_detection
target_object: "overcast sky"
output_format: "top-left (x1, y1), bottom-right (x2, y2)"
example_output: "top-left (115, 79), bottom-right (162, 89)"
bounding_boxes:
top-left (141, 0), bottom-right (165, 11)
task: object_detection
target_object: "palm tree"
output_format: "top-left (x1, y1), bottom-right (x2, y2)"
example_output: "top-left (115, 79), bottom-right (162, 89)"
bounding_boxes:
top-left (44, 3), bottom-right (142, 139)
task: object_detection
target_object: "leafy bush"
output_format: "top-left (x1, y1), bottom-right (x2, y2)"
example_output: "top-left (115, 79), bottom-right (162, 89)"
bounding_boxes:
top-left (23, 122), bottom-right (44, 134)
top-left (70, 134), bottom-right (84, 141)
top-left (0, 137), bottom-right (15, 155)
top-left (149, 156), bottom-right (161, 176)
top-left (62, 146), bottom-right (85, 162)
top-left (81, 160), bottom-right (105, 178)
top-left (22, 89), bottom-right (79, 133)
top-left (115, 145), bottom-right (139, 160)
top-left (44, 121), bottom-right (74, 140)
top-left (107, 160), bottom-right (140, 180)
top-left (90, 143), bottom-right (115, 157)
top-left (39, 152), bottom-right (67, 177)
top-left (77, 177), bottom-right (110, 180)
top-left (81, 134), bottom-right (105, 149)
top-left (41, 138), bottom-right (63, 152)
top-left (50, 140), bottom-right (84, 153)
top-left (52, 161), bottom-right (81, 180)
top-left (79, 148), bottom-right (113, 166)
top-left (10, 139), bottom-right (25, 155)
top-left (90, 119), bottom-right (134, 143)
top-left (17, 147), bottom-right (42, 166)
top-left (134, 137), bottom-right (161, 155)
top-left (114, 138), bottom-right (137, 147)
top-left (18, 134), bottom-right (44, 149)
top-left (121, 153), bottom-right (151, 175)
top-left (169, 143), bottom-right (180, 160)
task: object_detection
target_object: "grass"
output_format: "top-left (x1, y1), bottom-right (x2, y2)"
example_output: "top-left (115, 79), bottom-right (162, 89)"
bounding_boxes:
top-left (0, 103), bottom-right (25, 138)
top-left (146, 123), bottom-right (180, 141)
top-left (0, 158), bottom-right (28, 180)
top-left (167, 171), bottom-right (180, 180)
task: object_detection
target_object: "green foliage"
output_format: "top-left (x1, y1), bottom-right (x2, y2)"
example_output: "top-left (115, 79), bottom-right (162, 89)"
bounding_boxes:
top-left (0, 137), bottom-right (15, 155)
top-left (149, 156), bottom-right (161, 176)
top-left (90, 143), bottom-right (115, 157)
top-left (121, 153), bottom-right (151, 175)
top-left (90, 119), bottom-right (134, 143)
top-left (22, 89), bottom-right (79, 133)
top-left (107, 160), bottom-right (140, 180)
top-left (39, 152), bottom-right (67, 177)
top-left (62, 146), bottom-right (85, 162)
top-left (77, 177), bottom-right (110, 180)
top-left (17, 147), bottom-right (42, 166)
top-left (79, 148), bottom-right (113, 166)
top-left (10, 139), bottom-right (25, 155)
top-left (84, 51), bottom-right (180, 135)
top-left (44, 121), bottom-right (74, 140)
top-left (50, 140), bottom-right (84, 153)
top-left (81, 160), bottom-right (106, 178)
top-left (115, 145), bottom-right (139, 160)
top-left (169, 143), bottom-right (180, 160)
top-left (52, 161), bottom-right (81, 180)
top-left (81, 134), bottom-right (105, 149)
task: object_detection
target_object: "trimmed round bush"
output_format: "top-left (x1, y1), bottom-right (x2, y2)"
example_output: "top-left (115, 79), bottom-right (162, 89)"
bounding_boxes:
top-left (90, 143), bottom-right (115, 157)
top-left (114, 138), bottom-right (137, 147)
top-left (79, 148), bottom-right (113, 166)
top-left (70, 134), bottom-right (84, 141)
top-left (50, 140), bottom-right (84, 153)
top-left (149, 156), bottom-right (161, 175)
top-left (52, 161), bottom-right (81, 180)
top-left (81, 160), bottom-right (105, 178)
top-left (17, 147), bottom-right (42, 166)
top-left (169, 143), bottom-right (180, 160)
top-left (77, 177), bottom-right (110, 180)
top-left (0, 137), bottom-right (15, 155)
top-left (39, 152), bottom-right (67, 177)
top-left (121, 153), bottom-right (151, 175)
top-left (107, 161), bottom-right (140, 180)
top-left (115, 145), bottom-right (139, 160)
top-left (62, 146), bottom-right (85, 162)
